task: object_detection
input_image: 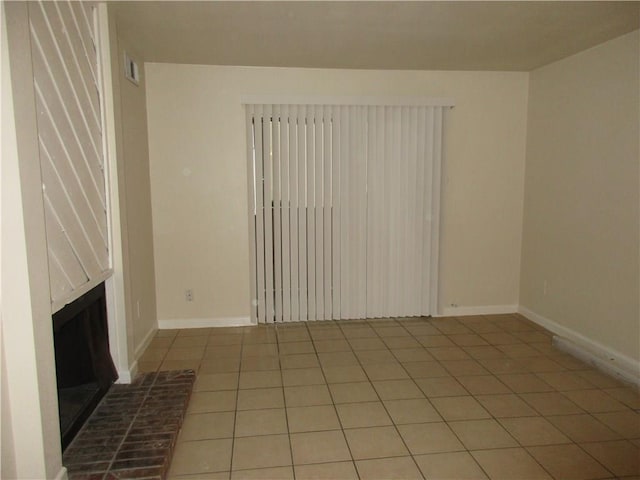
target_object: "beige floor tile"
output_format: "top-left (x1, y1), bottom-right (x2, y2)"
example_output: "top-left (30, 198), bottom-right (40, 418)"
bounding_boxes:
top-left (284, 384), bottom-right (332, 407)
top-left (417, 335), bottom-right (455, 347)
top-left (318, 351), bottom-right (360, 367)
top-left (547, 414), bottom-right (621, 443)
top-left (290, 430), bottom-right (352, 465)
top-left (356, 349), bottom-right (398, 365)
top-left (235, 408), bottom-right (288, 437)
top-left (594, 410), bottom-right (640, 438)
top-left (242, 343), bottom-right (279, 357)
top-left (384, 398), bottom-right (442, 424)
top-left (194, 372), bottom-right (239, 392)
top-left (478, 357), bottom-right (529, 374)
top-left (277, 330), bottom-right (311, 343)
top-left (391, 347), bottom-right (433, 362)
top-left (471, 448), bottom-right (552, 480)
top-left (232, 434), bottom-right (292, 470)
top-left (139, 347), bottom-right (168, 362)
top-left (207, 334), bottom-right (243, 346)
top-left (188, 391), bottom-right (237, 413)
top-left (520, 392), bottom-right (585, 415)
top-left (356, 456), bottom-right (423, 480)
top-left (562, 389), bottom-right (628, 413)
top-left (177, 328), bottom-right (211, 337)
top-left (280, 353), bottom-right (320, 370)
top-left (363, 363), bottom-right (409, 381)
top-left (329, 382), bottom-right (379, 404)
top-left (449, 419), bottom-right (518, 450)
top-left (480, 332), bottom-right (521, 345)
top-left (463, 345), bottom-right (507, 360)
top-left (576, 370), bottom-right (626, 388)
top-left (204, 344), bottom-right (242, 359)
top-left (580, 441), bottom-right (640, 477)
top-left (449, 334), bottom-right (490, 347)
top-left (180, 412), bottom-right (235, 440)
top-left (476, 393), bottom-right (538, 418)
top-left (348, 337), bottom-right (387, 350)
top-left (199, 358), bottom-right (241, 374)
top-left (341, 326), bottom-right (378, 339)
top-left (295, 461), bottom-right (358, 480)
top-left (430, 396), bottom-right (491, 421)
top-left (138, 360), bottom-right (161, 372)
top-left (527, 444), bottom-right (611, 480)
top-left (278, 341), bottom-right (314, 355)
top-left (498, 343), bottom-right (543, 358)
top-left (169, 439), bottom-right (232, 475)
top-left (173, 336), bottom-right (208, 348)
top-left (282, 367), bottom-right (326, 386)
top-left (497, 373), bottom-right (554, 393)
top-left (344, 426), bottom-right (409, 460)
top-left (288, 405), bottom-right (341, 432)
top-left (456, 375), bottom-right (510, 395)
top-left (398, 422), bottom-right (464, 455)
top-left (415, 376), bottom-right (467, 397)
top-left (239, 370), bottom-right (283, 389)
top-left (169, 472), bottom-right (229, 480)
top-left (149, 336), bottom-right (174, 348)
top-left (603, 387), bottom-right (640, 409)
top-left (161, 359), bottom-right (201, 372)
top-left (373, 326), bottom-right (409, 337)
top-left (535, 371), bottom-right (595, 391)
top-left (414, 451), bottom-right (488, 479)
top-left (406, 325), bottom-right (441, 336)
top-left (427, 346), bottom-right (472, 361)
top-left (313, 339), bottom-right (352, 352)
top-left (402, 361), bottom-right (450, 378)
top-left (336, 401), bottom-right (392, 428)
top-left (441, 359), bottom-right (490, 376)
top-left (237, 387), bottom-right (284, 410)
top-left (310, 329), bottom-right (346, 341)
top-left (372, 379), bottom-right (424, 400)
top-left (231, 466), bottom-right (294, 479)
top-left (323, 365), bottom-right (368, 383)
top-left (384, 335), bottom-right (422, 348)
top-left (499, 416), bottom-right (571, 446)
top-left (240, 355), bottom-right (280, 371)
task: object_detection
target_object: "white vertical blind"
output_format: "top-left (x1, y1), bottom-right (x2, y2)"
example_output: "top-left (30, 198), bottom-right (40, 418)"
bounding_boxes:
top-left (246, 102), bottom-right (448, 323)
top-left (28, 1), bottom-right (109, 311)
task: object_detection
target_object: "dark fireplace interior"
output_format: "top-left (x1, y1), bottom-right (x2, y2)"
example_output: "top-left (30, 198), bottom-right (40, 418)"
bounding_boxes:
top-left (53, 282), bottom-right (118, 451)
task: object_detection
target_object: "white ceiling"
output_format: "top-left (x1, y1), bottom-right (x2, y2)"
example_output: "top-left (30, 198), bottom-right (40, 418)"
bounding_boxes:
top-left (113, 1), bottom-right (640, 71)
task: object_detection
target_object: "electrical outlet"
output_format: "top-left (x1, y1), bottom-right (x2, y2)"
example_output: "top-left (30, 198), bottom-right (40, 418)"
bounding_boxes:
top-left (185, 289), bottom-right (194, 302)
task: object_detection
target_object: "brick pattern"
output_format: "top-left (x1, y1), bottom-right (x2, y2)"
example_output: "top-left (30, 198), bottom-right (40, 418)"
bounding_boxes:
top-left (63, 370), bottom-right (195, 480)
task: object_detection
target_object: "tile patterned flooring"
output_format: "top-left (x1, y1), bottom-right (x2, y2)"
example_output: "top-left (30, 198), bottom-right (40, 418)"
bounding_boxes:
top-left (137, 314), bottom-right (640, 480)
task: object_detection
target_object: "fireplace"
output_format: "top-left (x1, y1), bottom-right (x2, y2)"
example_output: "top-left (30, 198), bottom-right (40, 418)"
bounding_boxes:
top-left (52, 282), bottom-right (118, 450)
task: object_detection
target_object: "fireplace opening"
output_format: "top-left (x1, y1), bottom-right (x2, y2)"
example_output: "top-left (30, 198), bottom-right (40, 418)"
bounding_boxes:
top-left (53, 282), bottom-right (118, 451)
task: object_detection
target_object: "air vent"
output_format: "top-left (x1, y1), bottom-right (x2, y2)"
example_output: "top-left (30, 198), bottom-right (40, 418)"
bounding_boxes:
top-left (124, 52), bottom-right (139, 85)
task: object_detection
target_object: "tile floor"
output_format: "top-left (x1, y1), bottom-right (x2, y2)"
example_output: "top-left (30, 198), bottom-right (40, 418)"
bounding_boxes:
top-left (138, 314), bottom-right (640, 480)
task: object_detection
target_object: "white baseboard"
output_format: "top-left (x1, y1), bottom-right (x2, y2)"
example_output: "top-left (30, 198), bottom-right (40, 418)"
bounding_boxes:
top-left (436, 304), bottom-right (518, 317)
top-left (116, 360), bottom-right (137, 384)
top-left (519, 306), bottom-right (639, 386)
top-left (54, 465), bottom-right (68, 480)
top-left (158, 316), bottom-right (254, 329)
top-left (134, 326), bottom-right (157, 359)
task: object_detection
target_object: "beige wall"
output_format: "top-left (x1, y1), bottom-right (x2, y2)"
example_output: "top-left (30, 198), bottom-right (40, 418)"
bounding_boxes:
top-left (110, 20), bottom-right (158, 355)
top-left (520, 31), bottom-right (640, 363)
top-left (145, 65), bottom-right (529, 322)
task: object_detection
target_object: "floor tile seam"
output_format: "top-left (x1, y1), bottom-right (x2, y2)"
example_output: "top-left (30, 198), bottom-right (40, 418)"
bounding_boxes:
top-left (276, 337), bottom-right (297, 478)
top-left (350, 326), bottom-right (434, 477)
top-left (305, 324), bottom-right (361, 479)
top-left (225, 330), bottom-right (247, 479)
